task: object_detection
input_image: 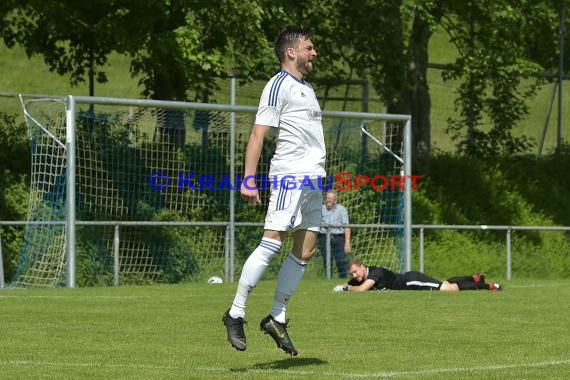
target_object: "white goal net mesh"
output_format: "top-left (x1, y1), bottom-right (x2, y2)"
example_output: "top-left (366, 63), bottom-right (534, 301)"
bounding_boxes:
top-left (16, 95), bottom-right (408, 286)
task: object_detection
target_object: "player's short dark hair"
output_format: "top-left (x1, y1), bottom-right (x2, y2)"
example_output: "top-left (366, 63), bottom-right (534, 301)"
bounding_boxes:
top-left (348, 258), bottom-right (363, 268)
top-left (274, 25), bottom-right (312, 63)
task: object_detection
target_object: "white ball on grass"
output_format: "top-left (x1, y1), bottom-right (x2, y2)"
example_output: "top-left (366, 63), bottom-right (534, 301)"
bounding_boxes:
top-left (207, 276), bottom-right (223, 284)
top-left (332, 285), bottom-right (346, 292)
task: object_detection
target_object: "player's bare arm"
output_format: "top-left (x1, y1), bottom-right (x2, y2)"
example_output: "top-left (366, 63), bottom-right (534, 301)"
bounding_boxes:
top-left (347, 279), bottom-right (376, 292)
top-left (344, 227), bottom-right (351, 254)
top-left (241, 124), bottom-right (271, 204)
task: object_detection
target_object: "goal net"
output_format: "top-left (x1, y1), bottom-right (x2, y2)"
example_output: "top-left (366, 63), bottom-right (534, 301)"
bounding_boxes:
top-left (14, 97), bottom-right (68, 287)
top-left (16, 94), bottom-right (410, 287)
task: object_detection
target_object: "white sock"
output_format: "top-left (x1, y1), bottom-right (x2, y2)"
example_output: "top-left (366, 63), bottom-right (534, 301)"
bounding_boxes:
top-left (270, 252), bottom-right (307, 323)
top-left (229, 237), bottom-right (282, 319)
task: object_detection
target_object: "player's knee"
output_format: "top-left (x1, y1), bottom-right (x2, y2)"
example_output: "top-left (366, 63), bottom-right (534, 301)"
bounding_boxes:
top-left (290, 247), bottom-right (315, 262)
top-left (254, 237), bottom-right (283, 262)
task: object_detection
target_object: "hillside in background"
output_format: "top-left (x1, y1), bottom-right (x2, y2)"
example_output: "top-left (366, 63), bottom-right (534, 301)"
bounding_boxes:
top-left (0, 41), bottom-right (141, 98)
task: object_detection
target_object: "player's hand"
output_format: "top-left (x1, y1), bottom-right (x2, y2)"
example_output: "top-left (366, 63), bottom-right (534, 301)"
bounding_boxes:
top-left (240, 187), bottom-right (260, 204)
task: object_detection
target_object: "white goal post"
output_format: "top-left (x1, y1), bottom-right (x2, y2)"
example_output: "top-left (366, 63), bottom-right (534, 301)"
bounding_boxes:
top-left (17, 91), bottom-right (412, 288)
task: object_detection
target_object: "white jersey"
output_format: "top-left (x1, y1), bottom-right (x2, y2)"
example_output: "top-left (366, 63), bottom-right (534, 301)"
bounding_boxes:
top-left (255, 70), bottom-right (326, 179)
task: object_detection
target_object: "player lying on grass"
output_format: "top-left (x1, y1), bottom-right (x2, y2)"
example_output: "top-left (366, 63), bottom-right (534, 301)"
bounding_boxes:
top-left (333, 258), bottom-right (503, 292)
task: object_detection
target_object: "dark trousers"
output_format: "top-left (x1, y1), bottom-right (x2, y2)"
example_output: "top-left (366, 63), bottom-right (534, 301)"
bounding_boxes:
top-left (319, 233), bottom-right (347, 278)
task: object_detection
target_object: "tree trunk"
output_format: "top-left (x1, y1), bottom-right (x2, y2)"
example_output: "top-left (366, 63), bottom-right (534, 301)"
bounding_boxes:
top-left (407, 12), bottom-right (432, 175)
top-left (386, 11), bottom-right (433, 175)
top-left (150, 11), bottom-right (187, 148)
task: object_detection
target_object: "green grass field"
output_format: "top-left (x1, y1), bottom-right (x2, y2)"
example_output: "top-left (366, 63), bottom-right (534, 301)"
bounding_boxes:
top-left (1, 279), bottom-right (568, 379)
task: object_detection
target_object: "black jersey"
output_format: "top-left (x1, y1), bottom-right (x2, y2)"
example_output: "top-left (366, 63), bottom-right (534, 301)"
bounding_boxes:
top-left (348, 266), bottom-right (442, 291)
top-left (347, 266), bottom-right (399, 290)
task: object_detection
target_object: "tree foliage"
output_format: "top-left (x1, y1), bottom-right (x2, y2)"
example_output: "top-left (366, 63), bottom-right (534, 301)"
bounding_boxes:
top-left (0, 0), bottom-right (278, 100)
top-left (438, 0), bottom-right (565, 156)
top-left (1, 0), bottom-right (568, 154)
top-left (120, 0), bottom-right (277, 101)
top-left (0, 0), bottom-right (125, 90)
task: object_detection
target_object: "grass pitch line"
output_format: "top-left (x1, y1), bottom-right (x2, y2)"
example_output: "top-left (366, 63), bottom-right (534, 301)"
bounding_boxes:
top-left (2, 358), bottom-right (568, 378)
top-left (208, 359), bottom-right (570, 378)
top-left (356, 359), bottom-right (570, 378)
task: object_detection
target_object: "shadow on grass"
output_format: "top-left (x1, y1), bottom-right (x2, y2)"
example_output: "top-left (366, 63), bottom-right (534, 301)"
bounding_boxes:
top-left (230, 357), bottom-right (328, 373)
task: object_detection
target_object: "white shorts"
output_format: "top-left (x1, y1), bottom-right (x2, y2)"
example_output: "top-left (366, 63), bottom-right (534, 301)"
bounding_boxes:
top-left (264, 178), bottom-right (322, 232)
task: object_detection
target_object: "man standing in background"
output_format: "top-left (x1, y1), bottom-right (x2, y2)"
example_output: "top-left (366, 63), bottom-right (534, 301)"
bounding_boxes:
top-left (320, 190), bottom-right (351, 278)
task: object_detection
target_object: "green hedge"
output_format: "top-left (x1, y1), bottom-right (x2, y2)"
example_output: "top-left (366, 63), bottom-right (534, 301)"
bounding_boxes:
top-left (413, 152), bottom-right (570, 279)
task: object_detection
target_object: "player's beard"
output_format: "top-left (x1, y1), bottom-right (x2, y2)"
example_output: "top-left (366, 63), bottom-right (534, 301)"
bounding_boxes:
top-left (296, 56), bottom-right (313, 76)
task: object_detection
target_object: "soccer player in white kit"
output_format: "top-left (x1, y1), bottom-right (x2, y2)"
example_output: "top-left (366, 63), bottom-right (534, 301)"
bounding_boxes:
top-left (223, 25), bottom-right (325, 356)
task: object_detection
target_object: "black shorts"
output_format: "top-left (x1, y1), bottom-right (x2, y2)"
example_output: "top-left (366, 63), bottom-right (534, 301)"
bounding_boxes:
top-left (400, 271), bottom-right (442, 290)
